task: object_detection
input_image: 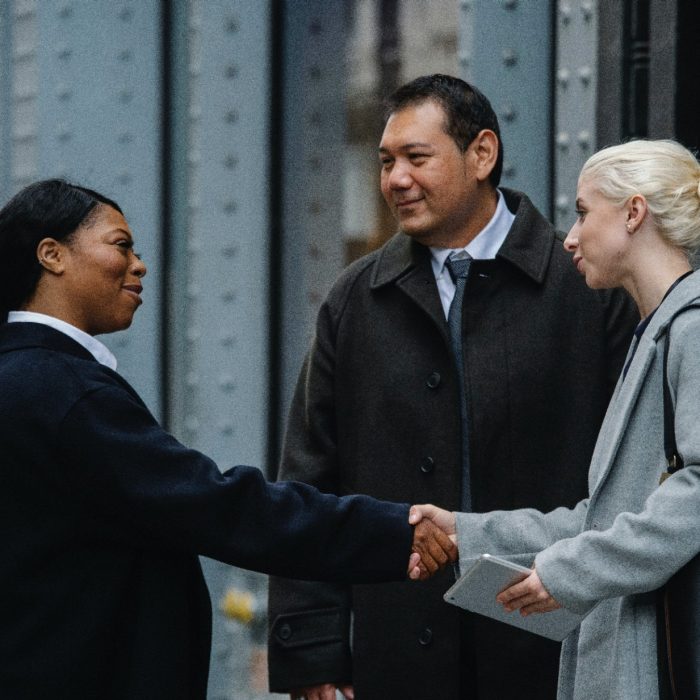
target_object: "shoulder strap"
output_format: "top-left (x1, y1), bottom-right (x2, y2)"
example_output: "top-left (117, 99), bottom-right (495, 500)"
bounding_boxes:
top-left (662, 303), bottom-right (700, 474)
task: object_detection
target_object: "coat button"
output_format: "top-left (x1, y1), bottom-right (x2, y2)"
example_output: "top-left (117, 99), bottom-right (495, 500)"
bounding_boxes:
top-left (278, 623), bottom-right (292, 641)
top-left (426, 371), bottom-right (441, 389)
top-left (420, 457), bottom-right (435, 474)
top-left (418, 627), bottom-right (433, 646)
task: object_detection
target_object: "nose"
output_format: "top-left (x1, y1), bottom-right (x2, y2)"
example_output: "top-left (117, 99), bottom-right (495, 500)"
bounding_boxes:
top-left (385, 160), bottom-right (413, 190)
top-left (130, 252), bottom-right (147, 278)
top-left (563, 226), bottom-right (578, 253)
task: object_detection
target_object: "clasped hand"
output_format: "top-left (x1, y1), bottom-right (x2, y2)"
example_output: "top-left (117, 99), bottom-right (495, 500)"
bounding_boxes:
top-left (408, 504), bottom-right (561, 614)
top-left (406, 503), bottom-right (458, 580)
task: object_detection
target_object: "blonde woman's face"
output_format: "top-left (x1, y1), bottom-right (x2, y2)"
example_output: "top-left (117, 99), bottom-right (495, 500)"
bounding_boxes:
top-left (563, 178), bottom-right (630, 289)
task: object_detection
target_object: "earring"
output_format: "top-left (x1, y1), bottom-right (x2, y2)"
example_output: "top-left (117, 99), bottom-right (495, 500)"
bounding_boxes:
top-left (626, 223), bottom-right (633, 233)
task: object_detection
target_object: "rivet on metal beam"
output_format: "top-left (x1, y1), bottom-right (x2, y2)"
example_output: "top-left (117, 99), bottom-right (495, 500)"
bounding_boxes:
top-left (119, 7), bottom-right (133, 22)
top-left (560, 3), bottom-right (572, 24)
top-left (57, 46), bottom-right (73, 60)
top-left (226, 17), bottom-right (239, 33)
top-left (502, 49), bottom-right (518, 67)
top-left (460, 0), bottom-right (472, 10)
top-left (504, 0), bottom-right (518, 9)
top-left (578, 66), bottom-right (592, 86)
top-left (581, 1), bottom-right (594, 21)
top-left (556, 132), bottom-right (570, 149)
top-left (223, 154), bottom-right (239, 169)
top-left (557, 68), bottom-right (570, 88)
top-left (577, 130), bottom-right (591, 149)
top-left (219, 376), bottom-right (236, 392)
top-left (555, 194), bottom-right (569, 212)
top-left (58, 4), bottom-right (73, 19)
top-left (503, 164), bottom-right (516, 178)
top-left (501, 105), bottom-right (517, 123)
top-left (459, 51), bottom-right (471, 68)
top-left (222, 201), bottom-right (238, 215)
top-left (225, 65), bottom-right (238, 79)
top-left (225, 110), bottom-right (239, 124)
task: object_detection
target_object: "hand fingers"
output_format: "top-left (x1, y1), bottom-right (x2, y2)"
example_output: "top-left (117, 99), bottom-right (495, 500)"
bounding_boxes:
top-left (412, 520), bottom-right (458, 565)
top-left (339, 685), bottom-right (355, 699)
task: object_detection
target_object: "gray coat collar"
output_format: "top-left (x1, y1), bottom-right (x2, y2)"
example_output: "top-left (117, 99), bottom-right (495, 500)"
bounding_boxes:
top-left (648, 269), bottom-right (700, 340)
top-left (369, 188), bottom-right (557, 289)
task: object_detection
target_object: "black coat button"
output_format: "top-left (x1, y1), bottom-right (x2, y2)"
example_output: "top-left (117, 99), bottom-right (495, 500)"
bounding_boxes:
top-left (278, 623), bottom-right (292, 641)
top-left (418, 627), bottom-right (433, 646)
top-left (426, 372), bottom-right (441, 389)
top-left (420, 457), bottom-right (435, 474)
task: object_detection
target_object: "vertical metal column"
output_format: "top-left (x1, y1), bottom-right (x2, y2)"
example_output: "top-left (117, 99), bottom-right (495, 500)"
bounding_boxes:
top-left (460, 0), bottom-right (553, 217)
top-left (553, 1), bottom-right (598, 230)
top-left (166, 2), bottom-right (274, 698)
top-left (278, 0), bottom-right (348, 427)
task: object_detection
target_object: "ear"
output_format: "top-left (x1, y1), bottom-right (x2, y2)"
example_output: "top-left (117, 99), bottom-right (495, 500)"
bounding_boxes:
top-left (625, 194), bottom-right (648, 234)
top-left (36, 238), bottom-right (66, 275)
top-left (468, 129), bottom-right (499, 183)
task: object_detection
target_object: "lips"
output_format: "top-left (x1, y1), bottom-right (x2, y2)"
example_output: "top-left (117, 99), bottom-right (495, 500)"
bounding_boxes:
top-left (396, 197), bottom-right (422, 207)
top-left (572, 256), bottom-right (584, 274)
top-left (122, 284), bottom-right (143, 302)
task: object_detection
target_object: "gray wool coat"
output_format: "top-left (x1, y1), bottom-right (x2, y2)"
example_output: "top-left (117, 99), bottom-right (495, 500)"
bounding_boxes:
top-left (455, 271), bottom-right (700, 700)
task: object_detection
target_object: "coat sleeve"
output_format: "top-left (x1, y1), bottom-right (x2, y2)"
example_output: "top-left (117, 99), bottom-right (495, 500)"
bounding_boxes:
top-left (268, 289), bottom-right (358, 692)
top-left (56, 381), bottom-right (413, 584)
top-left (535, 316), bottom-right (700, 615)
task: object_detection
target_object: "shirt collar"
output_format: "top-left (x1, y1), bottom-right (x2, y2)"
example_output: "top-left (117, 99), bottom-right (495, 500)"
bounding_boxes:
top-left (7, 311), bottom-right (118, 370)
top-left (430, 188), bottom-right (515, 276)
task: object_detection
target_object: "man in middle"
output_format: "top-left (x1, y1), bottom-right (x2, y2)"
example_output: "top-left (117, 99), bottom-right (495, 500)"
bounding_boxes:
top-left (268, 74), bottom-right (638, 699)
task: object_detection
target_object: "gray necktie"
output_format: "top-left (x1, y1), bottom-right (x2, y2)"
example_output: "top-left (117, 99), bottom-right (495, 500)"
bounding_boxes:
top-left (445, 254), bottom-right (473, 510)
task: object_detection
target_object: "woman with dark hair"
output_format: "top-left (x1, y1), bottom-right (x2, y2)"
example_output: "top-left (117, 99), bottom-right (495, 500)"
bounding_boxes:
top-left (0, 179), bottom-right (455, 699)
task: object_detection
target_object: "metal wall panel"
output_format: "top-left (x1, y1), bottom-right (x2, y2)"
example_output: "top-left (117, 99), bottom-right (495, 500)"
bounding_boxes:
top-left (279, 0), bottom-right (348, 424)
top-left (554, 0), bottom-right (598, 230)
top-left (1, 0), bottom-right (163, 415)
top-left (461, 0), bottom-right (553, 217)
top-left (166, 2), bottom-right (274, 698)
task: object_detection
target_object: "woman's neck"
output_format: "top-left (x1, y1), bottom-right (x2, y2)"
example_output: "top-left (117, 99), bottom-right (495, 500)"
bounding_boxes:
top-left (625, 254), bottom-right (692, 319)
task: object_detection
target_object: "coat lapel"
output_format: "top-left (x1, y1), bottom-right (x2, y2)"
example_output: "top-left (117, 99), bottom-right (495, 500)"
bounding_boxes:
top-left (587, 333), bottom-right (656, 493)
top-left (371, 234), bottom-right (449, 343)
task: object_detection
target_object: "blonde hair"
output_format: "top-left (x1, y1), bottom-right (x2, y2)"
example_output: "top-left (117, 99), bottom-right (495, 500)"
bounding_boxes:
top-left (579, 139), bottom-right (700, 255)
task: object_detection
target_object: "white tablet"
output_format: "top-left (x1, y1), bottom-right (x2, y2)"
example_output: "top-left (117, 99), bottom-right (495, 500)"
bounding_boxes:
top-left (443, 554), bottom-right (585, 641)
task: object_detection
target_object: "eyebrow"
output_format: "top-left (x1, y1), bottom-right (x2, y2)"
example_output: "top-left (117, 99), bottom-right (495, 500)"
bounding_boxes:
top-left (378, 142), bottom-right (434, 154)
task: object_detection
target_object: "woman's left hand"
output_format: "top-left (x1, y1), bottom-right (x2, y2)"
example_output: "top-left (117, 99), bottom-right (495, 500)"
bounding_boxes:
top-left (496, 567), bottom-right (562, 616)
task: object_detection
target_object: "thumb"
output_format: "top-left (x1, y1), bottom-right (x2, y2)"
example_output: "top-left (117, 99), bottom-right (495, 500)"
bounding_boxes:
top-left (409, 505), bottom-right (425, 525)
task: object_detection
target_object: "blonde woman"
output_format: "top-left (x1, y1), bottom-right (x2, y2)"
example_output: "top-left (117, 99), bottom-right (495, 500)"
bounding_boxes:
top-left (413, 139), bottom-right (700, 699)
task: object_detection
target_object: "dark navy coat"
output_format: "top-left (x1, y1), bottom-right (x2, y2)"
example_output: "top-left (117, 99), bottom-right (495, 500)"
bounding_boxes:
top-left (0, 322), bottom-right (412, 699)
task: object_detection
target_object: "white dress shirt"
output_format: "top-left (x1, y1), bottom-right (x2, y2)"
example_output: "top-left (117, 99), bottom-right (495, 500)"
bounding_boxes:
top-left (7, 310), bottom-right (118, 370)
top-left (430, 189), bottom-right (516, 318)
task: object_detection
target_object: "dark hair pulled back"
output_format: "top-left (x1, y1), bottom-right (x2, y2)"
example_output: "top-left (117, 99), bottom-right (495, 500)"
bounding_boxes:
top-left (0, 179), bottom-right (122, 321)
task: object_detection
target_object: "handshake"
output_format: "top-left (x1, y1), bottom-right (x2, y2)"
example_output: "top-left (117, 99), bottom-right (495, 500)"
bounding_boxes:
top-left (406, 504), bottom-right (457, 581)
